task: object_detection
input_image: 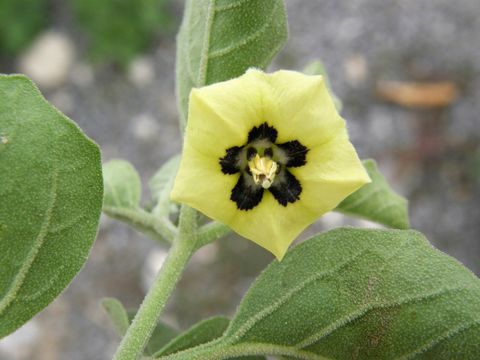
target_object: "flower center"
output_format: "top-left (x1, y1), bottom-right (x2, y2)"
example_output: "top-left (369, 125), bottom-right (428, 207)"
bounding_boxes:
top-left (219, 123), bottom-right (308, 210)
top-left (248, 154), bottom-right (278, 189)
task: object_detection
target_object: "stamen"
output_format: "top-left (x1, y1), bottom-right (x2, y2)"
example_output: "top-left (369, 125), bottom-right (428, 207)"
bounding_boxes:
top-left (248, 154), bottom-right (278, 189)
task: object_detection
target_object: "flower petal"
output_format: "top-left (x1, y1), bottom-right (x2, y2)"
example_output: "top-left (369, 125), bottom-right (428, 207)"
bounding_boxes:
top-left (171, 140), bottom-right (239, 223)
top-left (292, 131), bottom-right (371, 215)
top-left (225, 194), bottom-right (311, 260)
top-left (247, 122), bottom-right (278, 143)
top-left (230, 174), bottom-right (264, 210)
top-left (186, 71), bottom-right (268, 158)
top-left (172, 69), bottom-right (370, 260)
top-left (171, 144), bottom-right (301, 259)
top-left (276, 140), bottom-right (308, 167)
top-left (263, 70), bottom-right (345, 149)
top-left (269, 168), bottom-right (302, 206)
top-left (219, 146), bottom-right (243, 174)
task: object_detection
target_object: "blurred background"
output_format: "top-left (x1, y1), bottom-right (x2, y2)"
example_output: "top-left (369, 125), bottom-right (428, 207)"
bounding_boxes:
top-left (1, 0), bottom-right (479, 358)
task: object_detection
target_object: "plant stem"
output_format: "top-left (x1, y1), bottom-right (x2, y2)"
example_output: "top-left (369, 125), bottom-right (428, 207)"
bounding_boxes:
top-left (196, 221), bottom-right (231, 249)
top-left (112, 206), bottom-right (197, 360)
top-left (103, 206), bottom-right (177, 244)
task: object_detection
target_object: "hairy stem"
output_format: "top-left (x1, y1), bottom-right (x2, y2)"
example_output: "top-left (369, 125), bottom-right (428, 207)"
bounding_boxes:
top-left (103, 206), bottom-right (177, 245)
top-left (196, 221), bottom-right (231, 249)
top-left (113, 205), bottom-right (197, 360)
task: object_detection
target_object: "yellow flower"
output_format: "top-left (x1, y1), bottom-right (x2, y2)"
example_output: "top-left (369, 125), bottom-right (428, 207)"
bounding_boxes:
top-left (171, 69), bottom-right (370, 260)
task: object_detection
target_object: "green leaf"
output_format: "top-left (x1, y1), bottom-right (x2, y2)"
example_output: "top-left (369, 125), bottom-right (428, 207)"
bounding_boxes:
top-left (103, 159), bottom-right (141, 209)
top-left (155, 316), bottom-right (230, 356)
top-left (0, 75), bottom-right (103, 338)
top-left (149, 154), bottom-right (181, 217)
top-left (176, 0), bottom-right (288, 129)
top-left (162, 228), bottom-right (480, 359)
top-left (102, 159), bottom-right (178, 244)
top-left (126, 310), bottom-right (178, 356)
top-left (303, 60), bottom-right (342, 111)
top-left (335, 159), bottom-right (410, 229)
top-left (101, 297), bottom-right (130, 337)
top-left (155, 316), bottom-right (265, 360)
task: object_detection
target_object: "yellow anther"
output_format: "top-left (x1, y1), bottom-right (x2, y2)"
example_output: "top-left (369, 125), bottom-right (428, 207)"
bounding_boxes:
top-left (248, 154), bottom-right (278, 189)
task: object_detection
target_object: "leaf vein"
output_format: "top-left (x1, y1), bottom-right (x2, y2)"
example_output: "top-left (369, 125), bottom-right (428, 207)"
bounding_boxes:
top-left (0, 164), bottom-right (58, 316)
top-left (214, 0), bottom-right (253, 12)
top-left (295, 286), bottom-right (474, 349)
top-left (198, 0), bottom-right (217, 85)
top-left (396, 316), bottom-right (480, 360)
top-left (48, 214), bottom-right (85, 234)
top-left (226, 247), bottom-right (370, 342)
top-left (21, 265), bottom-right (65, 302)
top-left (208, 1), bottom-right (279, 60)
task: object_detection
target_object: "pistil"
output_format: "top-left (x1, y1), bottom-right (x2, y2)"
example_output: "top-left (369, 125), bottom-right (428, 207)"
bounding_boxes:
top-left (248, 154), bottom-right (278, 189)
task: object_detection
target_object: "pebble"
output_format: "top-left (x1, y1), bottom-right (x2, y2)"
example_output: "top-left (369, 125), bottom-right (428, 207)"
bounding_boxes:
top-left (131, 113), bottom-right (161, 142)
top-left (128, 56), bottom-right (155, 87)
top-left (344, 54), bottom-right (368, 87)
top-left (18, 31), bottom-right (75, 89)
top-left (70, 63), bottom-right (94, 88)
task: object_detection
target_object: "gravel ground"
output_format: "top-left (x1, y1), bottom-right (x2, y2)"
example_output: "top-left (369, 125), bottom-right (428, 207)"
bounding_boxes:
top-left (1, 0), bottom-right (479, 359)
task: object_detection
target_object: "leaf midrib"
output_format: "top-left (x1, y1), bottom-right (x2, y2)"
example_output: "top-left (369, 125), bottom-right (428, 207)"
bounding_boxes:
top-left (208, 1), bottom-right (279, 59)
top-left (188, 0), bottom-right (281, 87)
top-left (224, 247), bottom-right (371, 341)
top-left (197, 0), bottom-right (216, 86)
top-left (0, 165), bottom-right (58, 316)
top-left (224, 233), bottom-right (478, 353)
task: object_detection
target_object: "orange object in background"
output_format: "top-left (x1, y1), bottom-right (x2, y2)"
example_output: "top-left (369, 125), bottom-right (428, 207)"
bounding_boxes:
top-left (377, 80), bottom-right (458, 108)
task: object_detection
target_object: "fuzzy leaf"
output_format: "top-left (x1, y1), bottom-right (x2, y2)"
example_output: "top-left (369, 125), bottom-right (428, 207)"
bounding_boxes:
top-left (155, 316), bottom-right (265, 359)
top-left (0, 75), bottom-right (103, 338)
top-left (149, 154), bottom-right (181, 217)
top-left (103, 159), bottom-right (141, 209)
top-left (163, 228), bottom-right (480, 359)
top-left (101, 297), bottom-right (130, 337)
top-left (336, 159), bottom-right (410, 229)
top-left (176, 0), bottom-right (288, 128)
top-left (155, 316), bottom-right (230, 357)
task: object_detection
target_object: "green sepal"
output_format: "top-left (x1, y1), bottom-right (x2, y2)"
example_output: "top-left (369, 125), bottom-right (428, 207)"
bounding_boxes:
top-left (336, 159), bottom-right (410, 229)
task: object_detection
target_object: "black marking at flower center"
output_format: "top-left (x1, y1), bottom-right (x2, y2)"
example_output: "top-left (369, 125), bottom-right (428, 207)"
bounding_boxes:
top-left (230, 174), bottom-right (264, 210)
top-left (248, 122), bottom-right (278, 143)
top-left (269, 168), bottom-right (302, 206)
top-left (219, 146), bottom-right (243, 174)
top-left (219, 122), bottom-right (308, 210)
top-left (246, 147), bottom-right (257, 160)
top-left (277, 141), bottom-right (308, 167)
